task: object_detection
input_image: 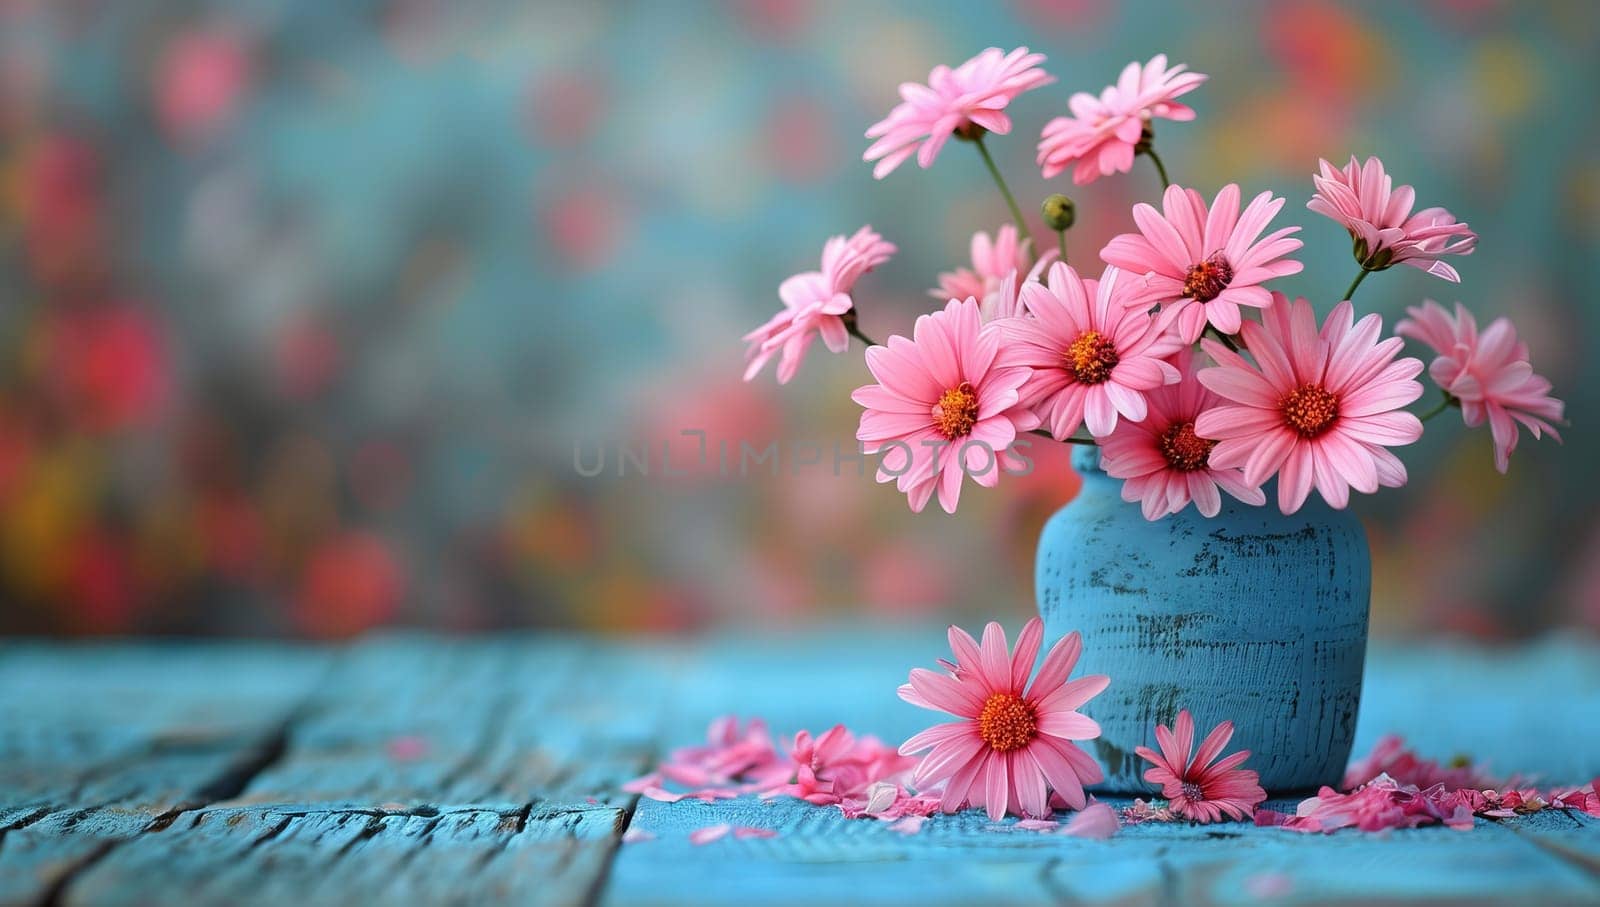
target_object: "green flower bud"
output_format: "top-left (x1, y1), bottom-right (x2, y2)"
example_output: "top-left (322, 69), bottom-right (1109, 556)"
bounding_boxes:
top-left (1041, 194), bottom-right (1076, 232)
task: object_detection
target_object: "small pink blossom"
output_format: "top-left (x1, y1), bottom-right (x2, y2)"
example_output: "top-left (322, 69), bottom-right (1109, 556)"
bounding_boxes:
top-left (1196, 297), bottom-right (1426, 514)
top-left (1061, 801), bottom-right (1121, 839)
top-left (1257, 774), bottom-right (1474, 834)
top-left (997, 263), bottom-right (1185, 439)
top-left (852, 298), bottom-right (1040, 513)
top-left (1342, 734), bottom-right (1498, 791)
top-left (621, 829), bottom-right (655, 843)
top-left (1037, 55), bottom-right (1206, 185)
top-left (1098, 351), bottom-right (1267, 520)
top-left (1395, 300), bottom-right (1564, 473)
top-left (898, 618), bottom-right (1109, 821)
top-left (770, 725), bottom-right (918, 806)
top-left (1308, 156), bottom-right (1477, 281)
top-left (744, 226), bottom-right (896, 384)
top-left (1134, 710), bottom-right (1266, 823)
top-left (1100, 184), bottom-right (1303, 343)
top-left (864, 47), bottom-right (1054, 179)
top-left (733, 826), bottom-right (779, 840)
top-left (931, 224), bottom-right (1055, 311)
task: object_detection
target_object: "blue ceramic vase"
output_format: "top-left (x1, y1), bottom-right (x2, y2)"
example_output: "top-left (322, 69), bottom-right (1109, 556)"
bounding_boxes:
top-left (1035, 445), bottom-right (1371, 794)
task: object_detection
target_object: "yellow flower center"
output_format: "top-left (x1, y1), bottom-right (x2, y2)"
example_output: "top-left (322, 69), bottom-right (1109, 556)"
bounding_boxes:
top-left (977, 692), bottom-right (1037, 753)
top-left (1182, 252), bottom-right (1234, 303)
top-left (932, 381), bottom-right (980, 440)
top-left (1065, 331), bottom-right (1119, 385)
top-left (1159, 421), bottom-right (1214, 471)
top-left (1281, 384), bottom-right (1340, 438)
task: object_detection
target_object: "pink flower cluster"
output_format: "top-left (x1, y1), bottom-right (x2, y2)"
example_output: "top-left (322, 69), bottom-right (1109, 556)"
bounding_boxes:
top-left (622, 715), bottom-right (938, 821)
top-left (1253, 736), bottom-right (1600, 834)
top-left (741, 46), bottom-right (1566, 521)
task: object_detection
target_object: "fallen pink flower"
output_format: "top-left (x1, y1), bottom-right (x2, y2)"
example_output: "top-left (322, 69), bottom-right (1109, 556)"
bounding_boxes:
top-left (1257, 774), bottom-right (1474, 834)
top-left (733, 827), bottom-right (779, 840)
top-left (688, 824), bottom-right (732, 845)
top-left (1014, 818), bottom-right (1059, 832)
top-left (887, 815), bottom-right (928, 835)
top-left (1343, 734), bottom-right (1498, 791)
top-left (1062, 801), bottom-right (1121, 839)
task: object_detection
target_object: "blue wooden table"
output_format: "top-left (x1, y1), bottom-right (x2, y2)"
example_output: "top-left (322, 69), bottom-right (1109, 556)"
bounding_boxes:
top-left (1, 627), bottom-right (1597, 905)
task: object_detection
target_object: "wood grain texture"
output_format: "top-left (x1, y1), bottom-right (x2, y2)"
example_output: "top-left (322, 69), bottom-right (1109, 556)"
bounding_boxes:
top-left (0, 630), bottom-right (1596, 906)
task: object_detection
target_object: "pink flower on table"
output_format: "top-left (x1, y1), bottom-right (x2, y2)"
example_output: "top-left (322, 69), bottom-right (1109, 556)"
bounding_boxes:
top-left (1037, 54), bottom-right (1206, 185)
top-left (1341, 734), bottom-right (1498, 791)
top-left (897, 618), bottom-right (1110, 821)
top-left (1100, 184), bottom-right (1304, 343)
top-left (1308, 156), bottom-right (1477, 281)
top-left (996, 263), bottom-right (1185, 439)
top-left (1395, 300), bottom-right (1564, 473)
top-left (1099, 351), bottom-right (1267, 520)
top-left (743, 226), bottom-right (896, 384)
top-left (852, 298), bottom-right (1040, 514)
top-left (864, 47), bottom-right (1054, 179)
top-left (1061, 801), bottom-right (1121, 838)
top-left (1196, 296), bottom-right (1426, 514)
top-left (931, 224), bottom-right (1055, 308)
top-left (1258, 774), bottom-right (1474, 834)
top-left (771, 725), bottom-right (918, 805)
top-left (1135, 710), bottom-right (1265, 823)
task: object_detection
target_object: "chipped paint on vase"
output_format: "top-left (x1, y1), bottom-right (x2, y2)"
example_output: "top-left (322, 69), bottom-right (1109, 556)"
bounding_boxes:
top-left (1035, 445), bottom-right (1371, 794)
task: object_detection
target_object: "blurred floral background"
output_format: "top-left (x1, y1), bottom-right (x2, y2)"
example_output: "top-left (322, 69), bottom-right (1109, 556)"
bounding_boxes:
top-left (0, 0), bottom-right (1595, 638)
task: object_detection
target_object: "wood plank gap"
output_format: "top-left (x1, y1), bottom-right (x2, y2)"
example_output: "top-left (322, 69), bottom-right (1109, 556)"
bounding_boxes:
top-left (37, 839), bottom-right (119, 907)
top-left (1504, 822), bottom-right (1600, 880)
top-left (0, 807), bottom-right (51, 856)
top-left (578, 742), bottom-right (658, 907)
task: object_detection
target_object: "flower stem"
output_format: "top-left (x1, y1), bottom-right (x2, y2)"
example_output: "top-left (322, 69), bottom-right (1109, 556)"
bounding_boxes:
top-left (973, 134), bottom-right (1029, 237)
top-left (1143, 147), bottom-right (1171, 190)
top-left (1030, 428), bottom-right (1097, 446)
top-left (1056, 229), bottom-right (1068, 263)
top-left (844, 319), bottom-right (879, 348)
top-left (1203, 324), bottom-right (1240, 353)
top-left (1416, 390), bottom-right (1457, 423)
top-left (1343, 267), bottom-right (1371, 302)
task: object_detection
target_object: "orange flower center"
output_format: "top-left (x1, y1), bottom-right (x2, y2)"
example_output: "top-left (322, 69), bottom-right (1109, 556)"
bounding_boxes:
top-left (1065, 331), bottom-right (1119, 385)
top-left (977, 692), bottom-right (1036, 753)
top-left (1159, 421), bottom-right (1214, 471)
top-left (1281, 384), bottom-right (1340, 438)
top-left (932, 381), bottom-right (980, 440)
top-left (1182, 252), bottom-right (1234, 303)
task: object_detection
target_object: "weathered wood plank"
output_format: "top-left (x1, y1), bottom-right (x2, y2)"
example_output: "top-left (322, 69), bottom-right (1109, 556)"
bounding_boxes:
top-left (224, 635), bottom-right (672, 811)
top-left (18, 635), bottom-right (672, 906)
top-left (0, 643), bottom-right (332, 812)
top-left (60, 804), bottom-right (624, 906)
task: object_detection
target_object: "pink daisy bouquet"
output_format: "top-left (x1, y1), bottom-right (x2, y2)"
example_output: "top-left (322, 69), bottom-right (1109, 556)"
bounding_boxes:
top-left (743, 48), bottom-right (1566, 519)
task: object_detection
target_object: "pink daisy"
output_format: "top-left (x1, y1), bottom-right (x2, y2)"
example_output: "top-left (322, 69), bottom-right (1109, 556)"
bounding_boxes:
top-left (1135, 710), bottom-right (1265, 823)
top-left (997, 262), bottom-right (1185, 439)
top-left (1101, 184), bottom-right (1304, 343)
top-left (1099, 351), bottom-right (1267, 520)
top-left (743, 226), bottom-right (896, 384)
top-left (1308, 156), bottom-right (1477, 281)
top-left (1036, 54), bottom-right (1206, 185)
top-left (930, 223), bottom-right (1053, 306)
top-left (864, 47), bottom-right (1054, 180)
top-left (898, 618), bottom-right (1109, 820)
top-left (852, 298), bottom-right (1039, 513)
top-left (1195, 296), bottom-right (1426, 514)
top-left (1395, 300), bottom-right (1564, 473)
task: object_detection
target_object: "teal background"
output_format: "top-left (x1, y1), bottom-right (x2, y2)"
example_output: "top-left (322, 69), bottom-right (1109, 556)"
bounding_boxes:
top-left (0, 0), bottom-right (1595, 637)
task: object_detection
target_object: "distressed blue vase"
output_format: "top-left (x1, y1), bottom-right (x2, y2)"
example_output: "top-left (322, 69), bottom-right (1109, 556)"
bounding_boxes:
top-left (1035, 445), bottom-right (1371, 794)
